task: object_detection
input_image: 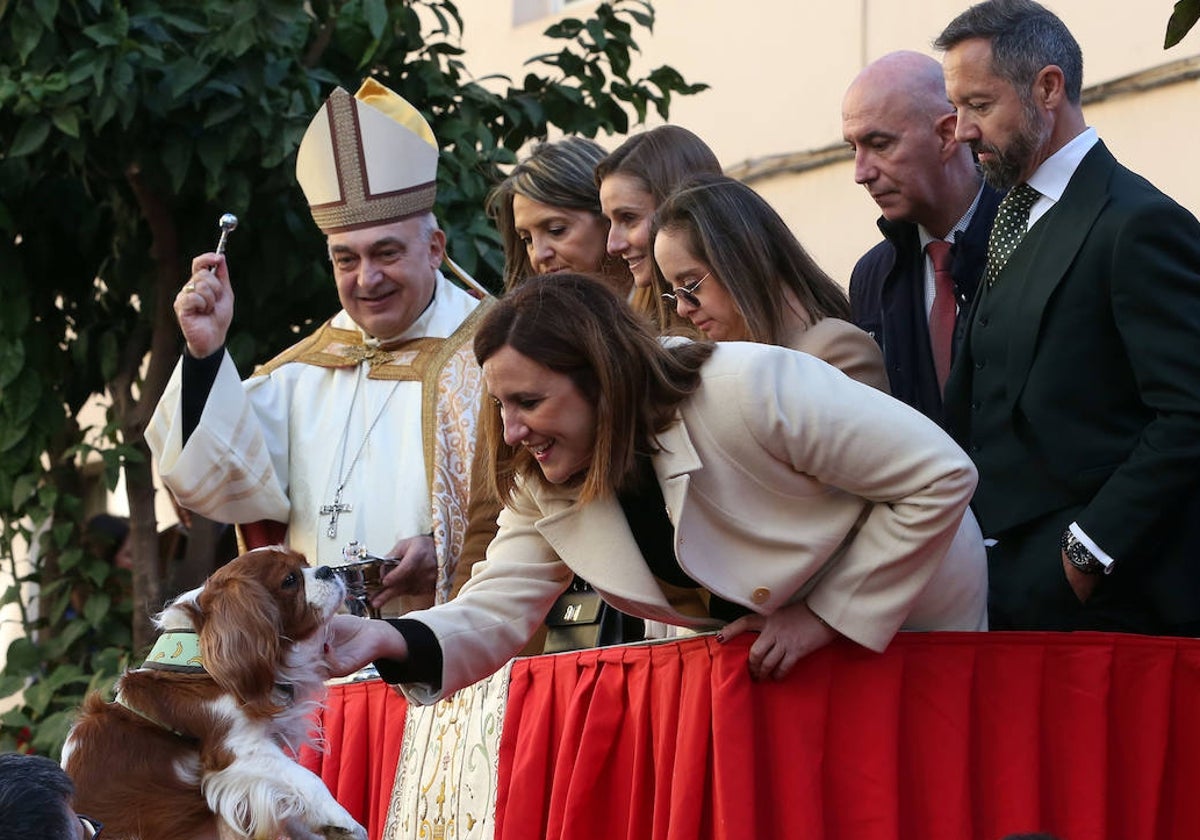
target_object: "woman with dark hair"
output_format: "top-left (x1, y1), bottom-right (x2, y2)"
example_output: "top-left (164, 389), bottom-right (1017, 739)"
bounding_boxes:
top-left (325, 275), bottom-right (987, 701)
top-left (595, 125), bottom-right (723, 326)
top-left (485, 137), bottom-right (631, 296)
top-left (652, 174), bottom-right (889, 391)
top-left (469, 138), bottom-right (640, 651)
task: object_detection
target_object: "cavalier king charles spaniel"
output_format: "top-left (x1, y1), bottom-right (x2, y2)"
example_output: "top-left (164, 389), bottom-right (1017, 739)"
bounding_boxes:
top-left (63, 547), bottom-right (366, 840)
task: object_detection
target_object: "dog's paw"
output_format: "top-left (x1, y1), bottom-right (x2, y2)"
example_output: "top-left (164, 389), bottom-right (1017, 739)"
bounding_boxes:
top-left (320, 824), bottom-right (367, 840)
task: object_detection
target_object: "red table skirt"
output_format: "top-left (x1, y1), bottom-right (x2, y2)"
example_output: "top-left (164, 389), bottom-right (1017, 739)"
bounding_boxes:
top-left (303, 631), bottom-right (1200, 840)
top-left (298, 678), bottom-right (407, 839)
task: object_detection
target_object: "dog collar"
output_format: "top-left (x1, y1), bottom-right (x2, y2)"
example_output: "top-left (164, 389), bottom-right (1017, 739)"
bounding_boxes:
top-left (142, 630), bottom-right (205, 673)
top-left (114, 690), bottom-right (195, 740)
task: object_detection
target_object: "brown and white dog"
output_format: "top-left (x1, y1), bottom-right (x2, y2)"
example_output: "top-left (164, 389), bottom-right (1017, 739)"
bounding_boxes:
top-left (62, 547), bottom-right (366, 840)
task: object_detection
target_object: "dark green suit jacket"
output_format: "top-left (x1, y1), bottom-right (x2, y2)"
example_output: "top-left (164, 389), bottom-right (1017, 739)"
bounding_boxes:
top-left (945, 141), bottom-right (1200, 626)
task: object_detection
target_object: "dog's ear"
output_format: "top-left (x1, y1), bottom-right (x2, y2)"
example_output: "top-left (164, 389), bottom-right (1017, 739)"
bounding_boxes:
top-left (197, 573), bottom-right (284, 716)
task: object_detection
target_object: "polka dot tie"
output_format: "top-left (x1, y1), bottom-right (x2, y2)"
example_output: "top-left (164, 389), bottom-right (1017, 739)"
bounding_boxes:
top-left (984, 183), bottom-right (1040, 286)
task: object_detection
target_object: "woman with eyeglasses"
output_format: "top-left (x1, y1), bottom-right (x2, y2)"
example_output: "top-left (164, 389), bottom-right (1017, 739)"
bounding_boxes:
top-left (595, 125), bottom-right (723, 329)
top-left (486, 137), bottom-right (632, 296)
top-left (652, 174), bottom-right (889, 392)
top-left (323, 274), bottom-right (988, 700)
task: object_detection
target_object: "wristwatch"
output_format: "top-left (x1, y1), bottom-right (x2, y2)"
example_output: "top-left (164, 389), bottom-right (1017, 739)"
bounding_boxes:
top-left (1062, 529), bottom-right (1105, 575)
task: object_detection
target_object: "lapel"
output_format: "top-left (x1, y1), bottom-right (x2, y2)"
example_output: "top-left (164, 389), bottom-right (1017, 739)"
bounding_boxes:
top-left (649, 415), bottom-right (704, 532)
top-left (944, 274), bottom-right (986, 438)
top-left (1003, 143), bottom-right (1115, 406)
top-left (532, 415), bottom-right (703, 612)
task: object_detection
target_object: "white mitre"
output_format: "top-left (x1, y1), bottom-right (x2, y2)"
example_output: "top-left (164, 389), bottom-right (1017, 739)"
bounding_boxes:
top-left (296, 78), bottom-right (439, 234)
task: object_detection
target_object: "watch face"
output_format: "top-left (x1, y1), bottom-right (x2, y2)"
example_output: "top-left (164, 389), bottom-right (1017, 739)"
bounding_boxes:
top-left (1066, 539), bottom-right (1103, 574)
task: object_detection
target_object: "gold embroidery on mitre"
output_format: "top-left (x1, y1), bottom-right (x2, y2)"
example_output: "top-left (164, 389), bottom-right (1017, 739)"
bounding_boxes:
top-left (296, 80), bottom-right (439, 234)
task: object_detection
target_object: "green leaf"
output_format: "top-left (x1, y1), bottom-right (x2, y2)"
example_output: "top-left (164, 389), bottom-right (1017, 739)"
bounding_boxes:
top-left (585, 18), bottom-right (608, 49)
top-left (2, 636), bottom-right (41, 673)
top-left (10, 474), bottom-right (36, 510)
top-left (11, 5), bottom-right (45, 64)
top-left (362, 0), bottom-right (387, 39)
top-left (32, 0), bottom-right (58, 28)
top-left (82, 18), bottom-right (125, 47)
top-left (30, 708), bottom-right (79, 756)
top-left (161, 136), bottom-right (193, 193)
top-left (154, 10), bottom-right (210, 35)
top-left (1165, 0), bottom-right (1200, 47)
top-left (51, 109), bottom-right (81, 139)
top-left (82, 591), bottom-right (112, 626)
top-left (168, 56), bottom-right (209, 98)
top-left (545, 17), bottom-right (584, 39)
top-left (8, 118), bottom-right (51, 157)
top-left (0, 674), bottom-right (29, 701)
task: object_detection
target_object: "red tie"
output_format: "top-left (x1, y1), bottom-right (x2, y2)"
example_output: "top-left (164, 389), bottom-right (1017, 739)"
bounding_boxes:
top-left (925, 239), bottom-right (956, 393)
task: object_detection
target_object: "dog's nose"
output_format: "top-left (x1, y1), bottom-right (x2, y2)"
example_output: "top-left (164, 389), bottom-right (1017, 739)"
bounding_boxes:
top-left (315, 565), bottom-right (334, 581)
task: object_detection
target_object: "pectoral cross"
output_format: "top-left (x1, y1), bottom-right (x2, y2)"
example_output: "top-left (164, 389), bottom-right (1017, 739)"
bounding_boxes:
top-left (320, 488), bottom-right (352, 539)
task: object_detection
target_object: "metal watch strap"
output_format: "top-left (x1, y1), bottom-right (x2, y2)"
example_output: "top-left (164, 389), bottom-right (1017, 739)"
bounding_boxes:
top-left (1062, 529), bottom-right (1104, 575)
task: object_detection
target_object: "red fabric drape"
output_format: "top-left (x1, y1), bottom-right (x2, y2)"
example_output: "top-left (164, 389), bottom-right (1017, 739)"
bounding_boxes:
top-left (494, 632), bottom-right (1200, 840)
top-left (300, 679), bottom-right (408, 839)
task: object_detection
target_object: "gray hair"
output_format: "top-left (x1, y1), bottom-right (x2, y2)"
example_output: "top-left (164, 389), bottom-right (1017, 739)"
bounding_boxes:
top-left (934, 0), bottom-right (1083, 105)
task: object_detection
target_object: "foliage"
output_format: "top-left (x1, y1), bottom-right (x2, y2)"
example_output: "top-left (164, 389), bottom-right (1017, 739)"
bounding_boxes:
top-left (1165, 0), bottom-right (1200, 47)
top-left (0, 0), bottom-right (704, 758)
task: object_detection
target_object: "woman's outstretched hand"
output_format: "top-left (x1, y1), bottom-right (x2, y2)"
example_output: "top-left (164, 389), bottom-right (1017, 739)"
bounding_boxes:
top-left (322, 614), bottom-right (410, 679)
top-left (717, 601), bottom-right (837, 681)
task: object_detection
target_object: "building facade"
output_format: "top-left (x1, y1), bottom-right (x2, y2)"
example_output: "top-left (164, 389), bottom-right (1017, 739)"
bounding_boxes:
top-left (453, 0), bottom-right (1200, 283)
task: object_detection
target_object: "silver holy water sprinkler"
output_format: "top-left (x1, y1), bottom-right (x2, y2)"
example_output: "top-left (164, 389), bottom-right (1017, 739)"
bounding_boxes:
top-left (215, 213), bottom-right (238, 255)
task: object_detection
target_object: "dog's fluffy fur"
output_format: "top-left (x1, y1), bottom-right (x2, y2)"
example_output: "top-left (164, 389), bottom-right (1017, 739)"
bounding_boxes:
top-left (63, 547), bottom-right (365, 840)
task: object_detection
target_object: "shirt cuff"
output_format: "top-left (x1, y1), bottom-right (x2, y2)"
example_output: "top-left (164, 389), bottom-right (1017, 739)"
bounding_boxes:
top-left (375, 618), bottom-right (443, 689)
top-left (180, 346), bottom-right (225, 446)
top-left (1069, 522), bottom-right (1115, 573)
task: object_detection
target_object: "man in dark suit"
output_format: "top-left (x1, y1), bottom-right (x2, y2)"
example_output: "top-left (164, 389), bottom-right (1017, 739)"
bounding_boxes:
top-left (937, 0), bottom-right (1200, 633)
top-left (843, 50), bottom-right (1002, 425)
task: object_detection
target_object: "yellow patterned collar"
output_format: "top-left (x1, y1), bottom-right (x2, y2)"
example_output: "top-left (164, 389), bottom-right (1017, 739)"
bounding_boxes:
top-left (252, 320), bottom-right (445, 381)
top-left (142, 630), bottom-right (205, 673)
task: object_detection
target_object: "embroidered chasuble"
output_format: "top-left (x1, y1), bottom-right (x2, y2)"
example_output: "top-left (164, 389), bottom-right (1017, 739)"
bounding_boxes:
top-left (146, 272), bottom-right (491, 610)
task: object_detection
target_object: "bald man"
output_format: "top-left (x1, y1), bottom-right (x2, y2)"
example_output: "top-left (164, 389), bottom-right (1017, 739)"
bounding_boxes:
top-left (842, 50), bottom-right (1001, 425)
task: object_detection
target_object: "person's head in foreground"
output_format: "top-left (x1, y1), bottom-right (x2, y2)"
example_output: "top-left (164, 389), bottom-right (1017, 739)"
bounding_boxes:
top-left (0, 752), bottom-right (100, 839)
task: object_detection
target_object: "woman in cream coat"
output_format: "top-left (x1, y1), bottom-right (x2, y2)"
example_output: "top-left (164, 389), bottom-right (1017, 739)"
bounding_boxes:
top-left (325, 275), bottom-right (987, 704)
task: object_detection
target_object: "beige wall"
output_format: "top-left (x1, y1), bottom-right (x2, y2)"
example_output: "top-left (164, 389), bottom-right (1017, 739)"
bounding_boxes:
top-left (453, 0), bottom-right (1200, 282)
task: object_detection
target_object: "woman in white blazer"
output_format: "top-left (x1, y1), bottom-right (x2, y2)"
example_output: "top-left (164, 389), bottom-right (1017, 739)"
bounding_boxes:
top-left (325, 275), bottom-right (986, 704)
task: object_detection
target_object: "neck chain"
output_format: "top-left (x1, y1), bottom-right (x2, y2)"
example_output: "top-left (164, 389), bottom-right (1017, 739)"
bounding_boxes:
top-left (321, 366), bottom-right (399, 539)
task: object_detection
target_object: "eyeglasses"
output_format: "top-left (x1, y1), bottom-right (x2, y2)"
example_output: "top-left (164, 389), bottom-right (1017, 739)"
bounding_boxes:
top-left (661, 272), bottom-right (710, 308)
top-left (78, 815), bottom-right (103, 838)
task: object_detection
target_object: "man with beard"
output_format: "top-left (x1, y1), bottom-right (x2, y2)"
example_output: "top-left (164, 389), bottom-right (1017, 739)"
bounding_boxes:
top-left (936, 0), bottom-right (1200, 633)
top-left (843, 51), bottom-right (1002, 425)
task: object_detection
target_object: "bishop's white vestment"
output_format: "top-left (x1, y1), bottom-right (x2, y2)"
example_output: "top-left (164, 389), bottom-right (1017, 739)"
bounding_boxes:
top-left (146, 272), bottom-right (490, 610)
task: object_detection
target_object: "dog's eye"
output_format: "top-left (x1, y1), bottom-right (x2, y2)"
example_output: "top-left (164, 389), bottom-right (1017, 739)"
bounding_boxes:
top-left (282, 572), bottom-right (299, 589)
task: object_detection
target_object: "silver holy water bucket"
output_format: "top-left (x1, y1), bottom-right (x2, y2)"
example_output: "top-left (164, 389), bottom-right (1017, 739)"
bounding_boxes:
top-left (329, 544), bottom-right (396, 620)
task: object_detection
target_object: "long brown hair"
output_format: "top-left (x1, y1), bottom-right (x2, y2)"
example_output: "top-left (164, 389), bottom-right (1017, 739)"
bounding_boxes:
top-left (474, 274), bottom-right (714, 504)
top-left (595, 126), bottom-right (722, 330)
top-left (485, 137), bottom-right (629, 291)
top-left (653, 174), bottom-right (850, 344)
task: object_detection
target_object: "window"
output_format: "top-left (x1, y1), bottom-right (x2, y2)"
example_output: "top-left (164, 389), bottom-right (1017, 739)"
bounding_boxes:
top-left (513, 0), bottom-right (588, 27)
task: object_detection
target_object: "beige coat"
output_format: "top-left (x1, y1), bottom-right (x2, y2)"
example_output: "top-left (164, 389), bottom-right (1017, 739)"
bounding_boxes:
top-left (403, 341), bottom-right (984, 704)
